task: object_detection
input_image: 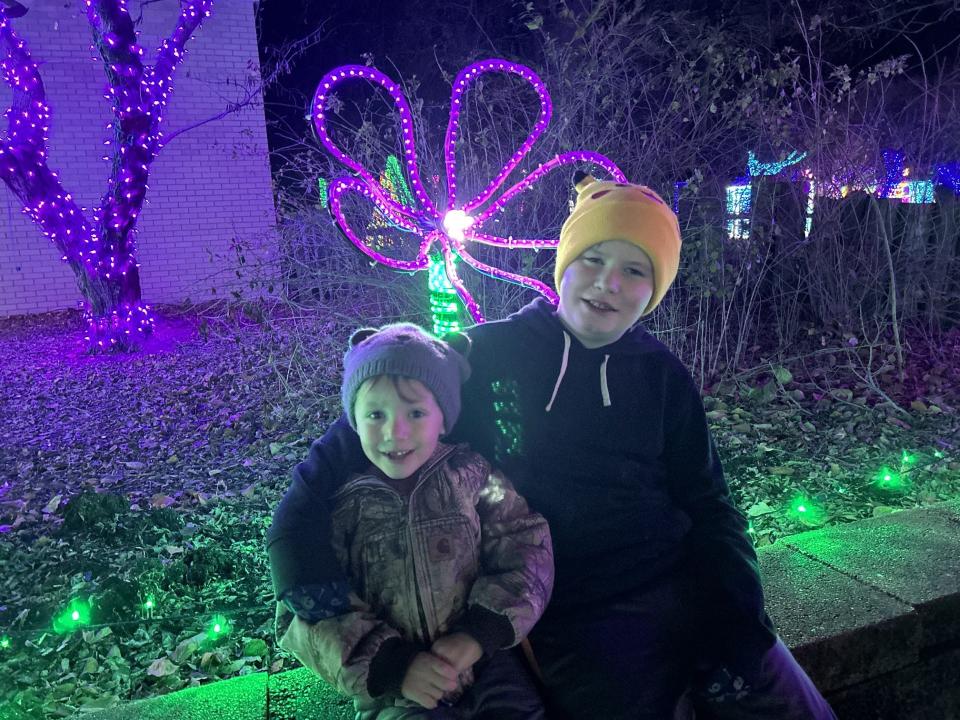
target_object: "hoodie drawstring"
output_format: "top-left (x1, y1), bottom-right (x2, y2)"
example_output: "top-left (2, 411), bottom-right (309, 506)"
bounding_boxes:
top-left (545, 331), bottom-right (571, 412)
top-left (600, 354), bottom-right (611, 407)
top-left (545, 332), bottom-right (613, 410)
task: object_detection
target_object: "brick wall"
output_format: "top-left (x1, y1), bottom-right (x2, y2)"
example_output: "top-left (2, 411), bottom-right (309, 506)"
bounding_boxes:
top-left (0, 0), bottom-right (277, 317)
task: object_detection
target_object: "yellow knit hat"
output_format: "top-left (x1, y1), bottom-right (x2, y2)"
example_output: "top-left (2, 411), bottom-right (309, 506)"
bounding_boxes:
top-left (555, 173), bottom-right (682, 316)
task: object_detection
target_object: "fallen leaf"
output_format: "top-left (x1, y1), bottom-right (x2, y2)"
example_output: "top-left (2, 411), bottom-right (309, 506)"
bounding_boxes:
top-left (773, 366), bottom-right (793, 384)
top-left (43, 494), bottom-right (62, 514)
top-left (146, 656), bottom-right (178, 677)
top-left (242, 638), bottom-right (269, 658)
top-left (768, 465), bottom-right (795, 476)
top-left (886, 416), bottom-right (911, 430)
top-left (747, 501), bottom-right (774, 517)
top-left (150, 494), bottom-right (175, 508)
top-left (78, 695), bottom-right (120, 712)
top-left (172, 634), bottom-right (204, 664)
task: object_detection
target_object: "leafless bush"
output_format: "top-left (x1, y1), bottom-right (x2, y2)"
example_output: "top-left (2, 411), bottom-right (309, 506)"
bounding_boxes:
top-left (258, 0), bottom-right (960, 392)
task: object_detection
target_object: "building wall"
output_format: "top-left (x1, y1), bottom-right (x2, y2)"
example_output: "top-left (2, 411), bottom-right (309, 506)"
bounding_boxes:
top-left (0, 0), bottom-right (276, 316)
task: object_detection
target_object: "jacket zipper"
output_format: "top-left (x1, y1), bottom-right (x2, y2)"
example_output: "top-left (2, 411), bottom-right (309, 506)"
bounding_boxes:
top-left (338, 446), bottom-right (458, 644)
top-left (408, 519), bottom-right (432, 644)
top-left (407, 466), bottom-right (438, 645)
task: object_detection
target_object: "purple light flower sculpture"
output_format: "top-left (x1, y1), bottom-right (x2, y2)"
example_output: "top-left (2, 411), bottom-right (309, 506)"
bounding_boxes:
top-left (0, 0), bottom-right (213, 349)
top-left (311, 59), bottom-right (626, 322)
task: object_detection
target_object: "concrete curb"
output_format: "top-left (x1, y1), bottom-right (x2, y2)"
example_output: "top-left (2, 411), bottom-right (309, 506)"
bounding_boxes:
top-left (85, 499), bottom-right (960, 719)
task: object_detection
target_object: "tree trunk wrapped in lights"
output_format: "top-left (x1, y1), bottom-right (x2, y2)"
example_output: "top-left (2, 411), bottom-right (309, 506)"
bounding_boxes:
top-left (0, 0), bottom-right (212, 350)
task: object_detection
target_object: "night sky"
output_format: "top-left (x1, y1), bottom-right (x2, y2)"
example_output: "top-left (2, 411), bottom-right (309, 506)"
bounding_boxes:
top-left (255, 0), bottom-right (960, 178)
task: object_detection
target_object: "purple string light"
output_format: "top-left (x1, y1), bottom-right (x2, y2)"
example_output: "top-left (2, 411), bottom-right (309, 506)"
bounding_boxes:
top-left (2, 1), bottom-right (212, 347)
top-left (311, 58), bottom-right (625, 322)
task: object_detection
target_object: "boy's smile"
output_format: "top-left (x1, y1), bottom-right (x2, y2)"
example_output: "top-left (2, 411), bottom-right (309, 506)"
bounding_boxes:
top-left (557, 240), bottom-right (655, 348)
top-left (354, 376), bottom-right (445, 480)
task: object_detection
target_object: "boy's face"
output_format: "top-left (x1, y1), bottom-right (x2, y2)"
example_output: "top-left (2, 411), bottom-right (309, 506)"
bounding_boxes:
top-left (556, 239), bottom-right (654, 348)
top-left (354, 376), bottom-right (445, 480)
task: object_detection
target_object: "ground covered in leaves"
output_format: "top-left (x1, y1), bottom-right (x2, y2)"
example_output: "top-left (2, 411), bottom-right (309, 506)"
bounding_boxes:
top-left (1, 307), bottom-right (958, 718)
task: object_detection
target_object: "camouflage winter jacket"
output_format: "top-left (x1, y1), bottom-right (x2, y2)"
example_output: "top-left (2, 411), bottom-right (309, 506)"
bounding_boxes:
top-left (276, 443), bottom-right (553, 708)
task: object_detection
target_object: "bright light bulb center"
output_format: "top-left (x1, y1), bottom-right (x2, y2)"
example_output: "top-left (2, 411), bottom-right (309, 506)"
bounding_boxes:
top-left (442, 209), bottom-right (474, 242)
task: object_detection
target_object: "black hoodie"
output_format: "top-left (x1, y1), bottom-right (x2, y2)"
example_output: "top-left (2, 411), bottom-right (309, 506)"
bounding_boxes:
top-left (268, 298), bottom-right (775, 667)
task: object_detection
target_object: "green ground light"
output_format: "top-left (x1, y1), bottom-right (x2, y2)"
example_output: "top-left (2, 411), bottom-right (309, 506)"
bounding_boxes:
top-left (874, 466), bottom-right (909, 493)
top-left (788, 494), bottom-right (828, 527)
top-left (53, 597), bottom-right (91, 634)
top-left (207, 614), bottom-right (232, 641)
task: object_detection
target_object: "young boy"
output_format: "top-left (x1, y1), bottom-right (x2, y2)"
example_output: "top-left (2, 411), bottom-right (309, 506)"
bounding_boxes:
top-left (275, 324), bottom-right (554, 719)
top-left (269, 175), bottom-right (835, 719)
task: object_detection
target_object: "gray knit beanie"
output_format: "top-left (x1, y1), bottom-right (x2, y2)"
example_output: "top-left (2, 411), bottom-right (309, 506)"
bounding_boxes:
top-left (341, 323), bottom-right (472, 431)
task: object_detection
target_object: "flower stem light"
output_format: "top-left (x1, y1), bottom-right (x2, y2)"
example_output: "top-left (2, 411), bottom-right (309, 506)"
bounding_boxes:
top-left (428, 253), bottom-right (462, 334)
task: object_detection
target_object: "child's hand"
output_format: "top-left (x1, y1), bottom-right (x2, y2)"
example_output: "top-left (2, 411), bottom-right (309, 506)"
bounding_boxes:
top-left (430, 632), bottom-right (483, 673)
top-left (400, 651), bottom-right (459, 709)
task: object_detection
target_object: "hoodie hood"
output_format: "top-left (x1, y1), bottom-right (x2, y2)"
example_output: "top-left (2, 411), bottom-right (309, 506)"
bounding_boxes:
top-left (498, 298), bottom-right (666, 412)
top-left (506, 297), bottom-right (662, 356)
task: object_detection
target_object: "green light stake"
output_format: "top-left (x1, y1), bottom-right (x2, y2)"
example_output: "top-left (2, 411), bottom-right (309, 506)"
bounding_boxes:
top-left (788, 494), bottom-right (826, 527)
top-left (1, 635), bottom-right (10, 649)
top-left (383, 156), bottom-right (467, 333)
top-left (874, 466), bottom-right (907, 493)
top-left (207, 614), bottom-right (232, 641)
top-left (428, 253), bottom-right (463, 335)
top-left (900, 450), bottom-right (916, 466)
top-left (53, 598), bottom-right (91, 634)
